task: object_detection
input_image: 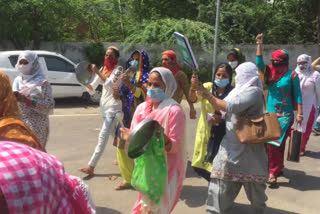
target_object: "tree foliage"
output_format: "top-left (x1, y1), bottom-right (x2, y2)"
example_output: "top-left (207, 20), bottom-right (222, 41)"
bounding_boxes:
top-left (0, 0), bottom-right (319, 49)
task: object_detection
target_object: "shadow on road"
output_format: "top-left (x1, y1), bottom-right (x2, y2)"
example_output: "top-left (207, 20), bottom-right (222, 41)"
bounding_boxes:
top-left (180, 185), bottom-right (208, 207)
top-left (83, 173), bottom-right (121, 181)
top-left (276, 168), bottom-right (320, 191)
top-left (96, 207), bottom-right (122, 214)
top-left (231, 203), bottom-right (299, 214)
top-left (185, 161), bottom-right (203, 179)
top-left (54, 97), bottom-right (98, 109)
top-left (304, 150), bottom-right (320, 159)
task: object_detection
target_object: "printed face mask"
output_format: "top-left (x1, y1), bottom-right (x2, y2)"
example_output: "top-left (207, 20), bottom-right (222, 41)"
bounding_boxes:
top-left (228, 60), bottom-right (238, 69)
top-left (15, 63), bottom-right (32, 75)
top-left (298, 64), bottom-right (307, 71)
top-left (147, 88), bottom-right (168, 103)
top-left (214, 78), bottom-right (230, 88)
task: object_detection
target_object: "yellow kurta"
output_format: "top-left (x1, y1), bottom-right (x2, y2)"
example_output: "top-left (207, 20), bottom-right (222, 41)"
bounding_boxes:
top-left (191, 82), bottom-right (214, 173)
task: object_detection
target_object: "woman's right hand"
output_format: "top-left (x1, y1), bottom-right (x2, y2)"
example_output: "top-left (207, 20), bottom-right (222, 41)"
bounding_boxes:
top-left (14, 92), bottom-right (29, 103)
top-left (89, 64), bottom-right (99, 74)
top-left (85, 84), bottom-right (93, 91)
top-left (191, 74), bottom-right (199, 90)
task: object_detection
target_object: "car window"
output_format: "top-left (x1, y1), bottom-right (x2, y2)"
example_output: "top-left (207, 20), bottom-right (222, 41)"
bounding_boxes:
top-left (43, 55), bottom-right (75, 73)
top-left (8, 55), bottom-right (19, 67)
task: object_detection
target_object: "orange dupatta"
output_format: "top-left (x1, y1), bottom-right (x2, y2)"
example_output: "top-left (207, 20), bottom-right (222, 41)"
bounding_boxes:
top-left (0, 71), bottom-right (43, 151)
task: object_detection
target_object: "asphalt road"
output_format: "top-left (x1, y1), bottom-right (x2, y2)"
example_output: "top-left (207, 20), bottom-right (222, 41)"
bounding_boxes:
top-left (46, 98), bottom-right (320, 214)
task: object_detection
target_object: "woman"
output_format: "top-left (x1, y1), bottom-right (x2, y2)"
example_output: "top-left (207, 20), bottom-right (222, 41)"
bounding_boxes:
top-left (255, 34), bottom-right (303, 184)
top-left (226, 48), bottom-right (246, 86)
top-left (0, 70), bottom-right (43, 151)
top-left (189, 63), bottom-right (233, 182)
top-left (293, 54), bottom-right (320, 155)
top-left (193, 62), bottom-right (268, 214)
top-left (162, 50), bottom-right (196, 119)
top-left (0, 140), bottom-right (95, 214)
top-left (120, 67), bottom-right (186, 214)
top-left (114, 50), bottom-right (151, 190)
top-left (79, 46), bottom-right (122, 175)
top-left (311, 57), bottom-right (320, 135)
top-left (12, 51), bottom-right (55, 148)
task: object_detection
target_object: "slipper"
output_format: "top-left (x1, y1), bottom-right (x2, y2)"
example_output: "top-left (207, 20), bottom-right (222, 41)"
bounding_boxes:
top-left (114, 183), bottom-right (132, 191)
top-left (267, 175), bottom-right (277, 184)
top-left (78, 167), bottom-right (94, 175)
top-left (108, 175), bottom-right (118, 181)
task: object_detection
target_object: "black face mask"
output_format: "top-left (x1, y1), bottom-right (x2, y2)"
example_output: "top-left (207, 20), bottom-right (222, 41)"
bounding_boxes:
top-left (271, 60), bottom-right (288, 67)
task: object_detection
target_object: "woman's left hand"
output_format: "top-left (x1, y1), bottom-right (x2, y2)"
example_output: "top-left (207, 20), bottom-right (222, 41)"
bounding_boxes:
top-left (208, 114), bottom-right (223, 126)
top-left (120, 127), bottom-right (131, 142)
top-left (15, 92), bottom-right (29, 104)
top-left (296, 115), bottom-right (303, 124)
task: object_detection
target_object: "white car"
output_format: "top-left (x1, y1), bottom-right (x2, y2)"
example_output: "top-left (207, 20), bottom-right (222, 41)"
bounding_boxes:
top-left (0, 50), bottom-right (101, 103)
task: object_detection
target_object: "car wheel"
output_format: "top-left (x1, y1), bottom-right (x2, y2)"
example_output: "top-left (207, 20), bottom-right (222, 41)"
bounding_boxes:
top-left (84, 85), bottom-right (102, 104)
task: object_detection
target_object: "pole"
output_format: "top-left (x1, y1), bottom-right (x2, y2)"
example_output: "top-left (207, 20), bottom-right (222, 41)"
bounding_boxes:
top-left (212, 0), bottom-right (221, 77)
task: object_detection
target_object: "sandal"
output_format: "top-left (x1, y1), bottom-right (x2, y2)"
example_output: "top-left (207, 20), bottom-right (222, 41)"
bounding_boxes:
top-left (299, 151), bottom-right (305, 156)
top-left (114, 183), bottom-right (132, 191)
top-left (108, 175), bottom-right (118, 181)
top-left (267, 175), bottom-right (277, 184)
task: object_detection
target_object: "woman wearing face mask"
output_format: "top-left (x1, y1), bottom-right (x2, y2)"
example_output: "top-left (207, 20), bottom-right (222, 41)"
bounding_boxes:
top-left (293, 54), bottom-right (320, 156)
top-left (114, 50), bottom-right (151, 190)
top-left (120, 67), bottom-right (186, 214)
top-left (79, 46), bottom-right (123, 176)
top-left (227, 48), bottom-right (246, 86)
top-left (189, 63), bottom-right (233, 182)
top-left (193, 62), bottom-right (268, 214)
top-left (255, 34), bottom-right (303, 184)
top-left (12, 51), bottom-right (55, 149)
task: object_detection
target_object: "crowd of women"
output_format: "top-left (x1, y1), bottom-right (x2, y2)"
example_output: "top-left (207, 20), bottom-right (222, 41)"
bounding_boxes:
top-left (0, 32), bottom-right (320, 213)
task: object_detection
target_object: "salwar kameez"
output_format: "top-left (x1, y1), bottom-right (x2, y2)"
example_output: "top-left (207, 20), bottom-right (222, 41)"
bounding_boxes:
top-left (256, 56), bottom-right (302, 177)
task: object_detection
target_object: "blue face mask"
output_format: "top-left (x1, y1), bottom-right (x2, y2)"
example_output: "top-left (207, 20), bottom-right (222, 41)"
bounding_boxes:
top-left (147, 88), bottom-right (168, 103)
top-left (214, 78), bottom-right (230, 88)
top-left (129, 60), bottom-right (138, 69)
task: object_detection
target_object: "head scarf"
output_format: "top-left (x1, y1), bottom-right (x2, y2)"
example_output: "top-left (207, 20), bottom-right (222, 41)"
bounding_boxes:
top-left (0, 71), bottom-right (43, 151)
top-left (162, 50), bottom-right (181, 76)
top-left (224, 62), bottom-right (262, 102)
top-left (227, 48), bottom-right (246, 65)
top-left (150, 67), bottom-right (177, 98)
top-left (212, 63), bottom-right (234, 99)
top-left (12, 51), bottom-right (46, 96)
top-left (267, 49), bottom-right (289, 84)
top-left (119, 50), bottom-right (150, 128)
top-left (0, 141), bottom-right (95, 214)
top-left (103, 46), bottom-right (119, 75)
top-left (295, 54), bottom-right (313, 75)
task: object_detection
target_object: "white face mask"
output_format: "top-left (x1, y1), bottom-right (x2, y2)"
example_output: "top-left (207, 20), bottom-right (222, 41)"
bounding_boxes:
top-left (15, 63), bottom-right (33, 75)
top-left (228, 60), bottom-right (238, 69)
top-left (298, 64), bottom-right (307, 71)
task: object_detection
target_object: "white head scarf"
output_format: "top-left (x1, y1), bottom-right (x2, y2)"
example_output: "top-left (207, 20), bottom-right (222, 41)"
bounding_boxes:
top-left (295, 54), bottom-right (313, 76)
top-left (150, 67), bottom-right (177, 98)
top-left (12, 51), bottom-right (46, 96)
top-left (225, 62), bottom-right (262, 102)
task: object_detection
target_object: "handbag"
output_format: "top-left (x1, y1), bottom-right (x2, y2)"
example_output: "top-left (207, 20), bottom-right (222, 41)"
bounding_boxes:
top-left (235, 95), bottom-right (282, 144)
top-left (287, 124), bottom-right (302, 162)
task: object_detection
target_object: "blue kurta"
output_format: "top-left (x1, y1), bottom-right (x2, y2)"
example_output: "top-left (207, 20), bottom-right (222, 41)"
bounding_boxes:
top-left (256, 56), bottom-right (302, 146)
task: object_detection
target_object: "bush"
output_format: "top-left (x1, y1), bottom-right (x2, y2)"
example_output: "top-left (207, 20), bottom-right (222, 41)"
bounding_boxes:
top-left (83, 42), bottom-right (105, 66)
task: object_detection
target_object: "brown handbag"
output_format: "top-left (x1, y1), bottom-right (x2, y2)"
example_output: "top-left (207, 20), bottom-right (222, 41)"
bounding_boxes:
top-left (235, 95), bottom-right (282, 144)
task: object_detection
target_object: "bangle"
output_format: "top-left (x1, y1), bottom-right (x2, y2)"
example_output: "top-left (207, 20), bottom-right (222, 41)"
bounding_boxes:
top-left (256, 42), bottom-right (262, 44)
top-left (31, 97), bottom-right (37, 105)
top-left (26, 97), bottom-right (32, 106)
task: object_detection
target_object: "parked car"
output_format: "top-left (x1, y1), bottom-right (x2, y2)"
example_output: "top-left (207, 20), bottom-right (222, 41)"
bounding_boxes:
top-left (0, 50), bottom-right (101, 104)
